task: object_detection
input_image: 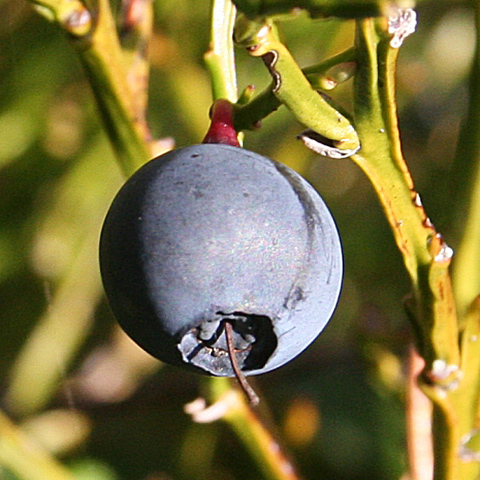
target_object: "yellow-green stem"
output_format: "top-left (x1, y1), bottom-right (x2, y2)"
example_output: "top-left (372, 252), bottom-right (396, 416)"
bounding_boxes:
top-left (225, 394), bottom-right (302, 480)
top-left (29, 0), bottom-right (152, 175)
top-left (352, 17), bottom-right (461, 480)
top-left (202, 3), bottom-right (303, 480)
top-left (353, 18), bottom-right (459, 368)
top-left (452, 1), bottom-right (480, 321)
top-left (205, 0), bottom-right (238, 102)
top-left (0, 409), bottom-right (75, 480)
top-left (78, 0), bottom-right (151, 175)
top-left (118, 0), bottom-right (155, 138)
top-left (198, 379), bottom-right (303, 480)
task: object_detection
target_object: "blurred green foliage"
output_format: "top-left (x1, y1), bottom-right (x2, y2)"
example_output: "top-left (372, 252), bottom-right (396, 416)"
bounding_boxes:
top-left (0, 0), bottom-right (475, 479)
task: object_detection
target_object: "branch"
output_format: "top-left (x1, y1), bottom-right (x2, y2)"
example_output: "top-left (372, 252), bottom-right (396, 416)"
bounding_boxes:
top-left (187, 379), bottom-right (303, 480)
top-left (451, 3), bottom-right (480, 320)
top-left (201, 3), bottom-right (303, 479)
top-left (234, 47), bottom-right (357, 132)
top-left (205, 0), bottom-right (238, 102)
top-left (10, 0), bottom-right (154, 415)
top-left (352, 15), bottom-right (461, 480)
top-left (29, 0), bottom-right (152, 176)
top-left (117, 0), bottom-right (154, 141)
top-left (352, 16), bottom-right (460, 377)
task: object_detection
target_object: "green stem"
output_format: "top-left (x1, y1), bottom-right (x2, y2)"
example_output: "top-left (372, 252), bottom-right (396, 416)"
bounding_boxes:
top-left (197, 379), bottom-right (303, 480)
top-left (117, 0), bottom-right (155, 140)
top-left (353, 17), bottom-right (460, 373)
top-left (205, 0), bottom-right (238, 102)
top-left (451, 1), bottom-right (480, 320)
top-left (13, 0), bottom-right (154, 415)
top-left (234, 16), bottom-right (359, 151)
top-left (14, 0), bottom-right (152, 418)
top-left (29, 0), bottom-right (152, 176)
top-left (234, 87), bottom-right (281, 131)
top-left (450, 298), bottom-right (480, 480)
top-left (5, 139), bottom-right (120, 416)
top-left (234, 47), bottom-right (357, 132)
top-left (0, 409), bottom-right (75, 480)
top-left (202, 3), bottom-right (303, 479)
top-left (225, 394), bottom-right (302, 480)
top-left (352, 17), bottom-right (461, 480)
top-left (78, 0), bottom-right (151, 175)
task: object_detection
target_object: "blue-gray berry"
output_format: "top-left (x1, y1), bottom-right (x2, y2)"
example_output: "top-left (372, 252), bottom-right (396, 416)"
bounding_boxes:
top-left (99, 144), bottom-right (343, 376)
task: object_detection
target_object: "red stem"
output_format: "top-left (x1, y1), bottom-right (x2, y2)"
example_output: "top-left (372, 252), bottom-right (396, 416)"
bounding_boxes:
top-left (203, 99), bottom-right (240, 146)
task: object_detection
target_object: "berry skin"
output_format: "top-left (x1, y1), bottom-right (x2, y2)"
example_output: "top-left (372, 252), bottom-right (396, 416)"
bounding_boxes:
top-left (99, 144), bottom-right (342, 377)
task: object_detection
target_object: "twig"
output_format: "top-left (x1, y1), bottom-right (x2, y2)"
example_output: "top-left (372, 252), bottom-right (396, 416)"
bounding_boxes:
top-left (78, 0), bottom-right (152, 174)
top-left (204, 0), bottom-right (238, 102)
top-left (202, 3), bottom-right (304, 479)
top-left (28, 0), bottom-right (152, 176)
top-left (118, 0), bottom-right (154, 141)
top-left (352, 16), bottom-right (460, 384)
top-left (352, 16), bottom-right (463, 480)
top-left (452, 2), bottom-right (480, 320)
top-left (406, 346), bottom-right (433, 480)
top-left (234, 48), bottom-right (357, 132)
top-left (188, 386), bottom-right (303, 480)
top-left (224, 394), bottom-right (303, 480)
top-left (224, 322), bottom-right (260, 407)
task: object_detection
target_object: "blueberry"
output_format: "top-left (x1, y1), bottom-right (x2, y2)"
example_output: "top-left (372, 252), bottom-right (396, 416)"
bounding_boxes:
top-left (99, 144), bottom-right (342, 377)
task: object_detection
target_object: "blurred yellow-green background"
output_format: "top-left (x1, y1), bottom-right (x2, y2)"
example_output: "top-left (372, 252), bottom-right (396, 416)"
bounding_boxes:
top-left (0, 0), bottom-right (475, 478)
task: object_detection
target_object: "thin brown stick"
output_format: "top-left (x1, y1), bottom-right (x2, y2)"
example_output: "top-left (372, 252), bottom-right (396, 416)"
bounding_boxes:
top-left (406, 345), bottom-right (433, 480)
top-left (224, 322), bottom-right (260, 407)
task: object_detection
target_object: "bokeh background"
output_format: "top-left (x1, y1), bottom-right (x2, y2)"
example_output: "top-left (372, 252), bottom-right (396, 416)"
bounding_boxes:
top-left (0, 0), bottom-right (475, 478)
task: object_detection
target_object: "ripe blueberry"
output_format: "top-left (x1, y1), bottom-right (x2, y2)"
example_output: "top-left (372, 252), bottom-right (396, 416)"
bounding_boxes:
top-left (99, 144), bottom-right (343, 377)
